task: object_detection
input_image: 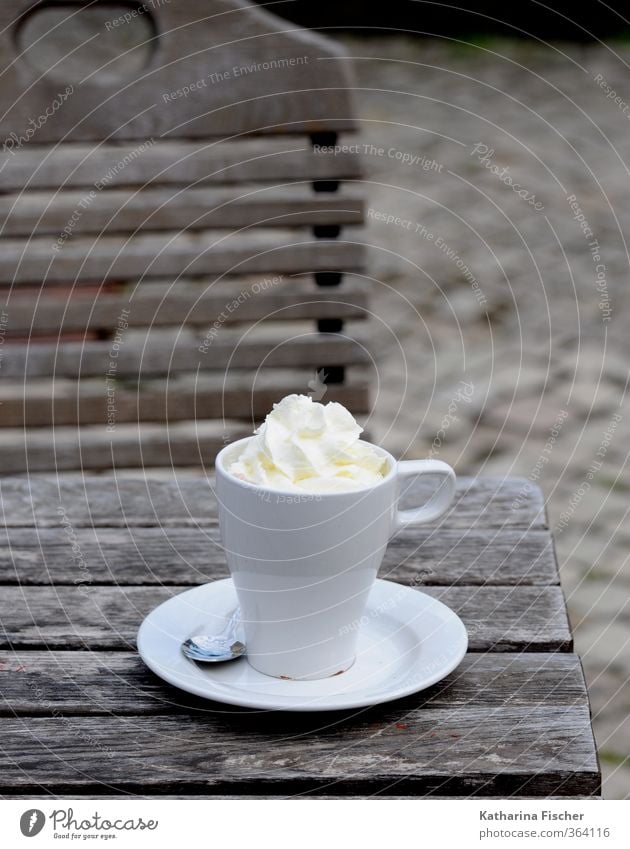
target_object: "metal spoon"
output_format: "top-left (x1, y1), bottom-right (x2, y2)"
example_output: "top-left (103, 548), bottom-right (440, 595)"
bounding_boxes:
top-left (182, 608), bottom-right (246, 662)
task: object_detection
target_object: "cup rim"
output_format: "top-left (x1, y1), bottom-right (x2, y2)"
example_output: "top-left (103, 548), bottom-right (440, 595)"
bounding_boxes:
top-left (215, 435), bottom-right (397, 497)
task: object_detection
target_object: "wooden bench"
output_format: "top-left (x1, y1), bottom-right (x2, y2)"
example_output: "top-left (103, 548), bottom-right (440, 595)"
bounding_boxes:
top-left (0, 474), bottom-right (600, 797)
top-left (0, 0), bottom-right (367, 473)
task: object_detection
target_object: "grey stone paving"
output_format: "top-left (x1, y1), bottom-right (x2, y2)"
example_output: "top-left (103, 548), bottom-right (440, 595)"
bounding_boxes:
top-left (341, 36), bottom-right (630, 799)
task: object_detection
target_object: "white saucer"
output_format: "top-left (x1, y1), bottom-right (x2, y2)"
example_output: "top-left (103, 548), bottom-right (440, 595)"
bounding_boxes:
top-left (137, 578), bottom-right (468, 712)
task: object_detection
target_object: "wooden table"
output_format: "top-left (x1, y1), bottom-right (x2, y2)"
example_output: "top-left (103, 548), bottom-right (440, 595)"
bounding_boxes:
top-left (0, 475), bottom-right (600, 797)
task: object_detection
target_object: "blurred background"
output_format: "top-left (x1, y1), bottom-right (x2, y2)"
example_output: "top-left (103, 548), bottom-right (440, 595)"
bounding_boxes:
top-left (255, 0), bottom-right (630, 798)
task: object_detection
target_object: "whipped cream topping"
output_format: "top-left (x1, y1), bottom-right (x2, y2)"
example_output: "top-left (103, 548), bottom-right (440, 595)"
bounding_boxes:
top-left (228, 394), bottom-right (387, 492)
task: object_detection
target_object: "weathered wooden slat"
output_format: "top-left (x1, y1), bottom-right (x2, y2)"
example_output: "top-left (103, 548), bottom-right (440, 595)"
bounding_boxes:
top-left (1, 278), bottom-right (368, 335)
top-left (401, 476), bottom-right (547, 530)
top-left (0, 371), bottom-right (371, 428)
top-left (0, 231), bottom-right (363, 284)
top-left (0, 421), bottom-right (257, 474)
top-left (0, 139), bottom-right (361, 192)
top-left (381, 528), bottom-right (557, 585)
top-left (0, 476), bottom-right (547, 529)
top-left (425, 586), bottom-right (571, 651)
top-left (0, 330), bottom-right (369, 379)
top-left (0, 527), bottom-right (558, 586)
top-left (0, 652), bottom-right (587, 715)
top-left (0, 585), bottom-right (571, 651)
top-left (0, 708), bottom-right (599, 796)
top-left (0, 186), bottom-right (363, 237)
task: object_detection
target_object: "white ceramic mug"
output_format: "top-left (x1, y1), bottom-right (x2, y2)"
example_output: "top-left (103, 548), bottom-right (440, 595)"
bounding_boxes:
top-left (215, 438), bottom-right (456, 680)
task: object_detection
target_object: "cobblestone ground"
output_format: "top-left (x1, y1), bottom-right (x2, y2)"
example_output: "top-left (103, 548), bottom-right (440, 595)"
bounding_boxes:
top-left (340, 36), bottom-right (630, 799)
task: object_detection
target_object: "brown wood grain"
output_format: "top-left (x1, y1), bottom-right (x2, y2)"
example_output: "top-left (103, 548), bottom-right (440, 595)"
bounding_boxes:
top-left (0, 186), bottom-right (364, 237)
top-left (0, 527), bottom-right (558, 587)
top-left (0, 708), bottom-right (599, 796)
top-left (0, 473), bottom-right (598, 797)
top-left (0, 139), bottom-right (361, 192)
top-left (1, 231), bottom-right (364, 285)
top-left (0, 584), bottom-right (571, 651)
top-left (2, 278), bottom-right (368, 335)
top-left (0, 421), bottom-right (254, 473)
top-left (0, 330), bottom-right (370, 380)
top-left (0, 475), bottom-right (547, 529)
top-left (0, 652), bottom-right (588, 714)
top-left (0, 372), bottom-right (371, 428)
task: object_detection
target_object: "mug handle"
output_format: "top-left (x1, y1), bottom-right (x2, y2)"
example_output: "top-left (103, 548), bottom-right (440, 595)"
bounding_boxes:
top-left (393, 459), bottom-right (456, 532)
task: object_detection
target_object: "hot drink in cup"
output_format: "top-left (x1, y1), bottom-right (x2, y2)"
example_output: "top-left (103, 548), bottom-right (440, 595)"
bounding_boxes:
top-left (216, 395), bottom-right (455, 680)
